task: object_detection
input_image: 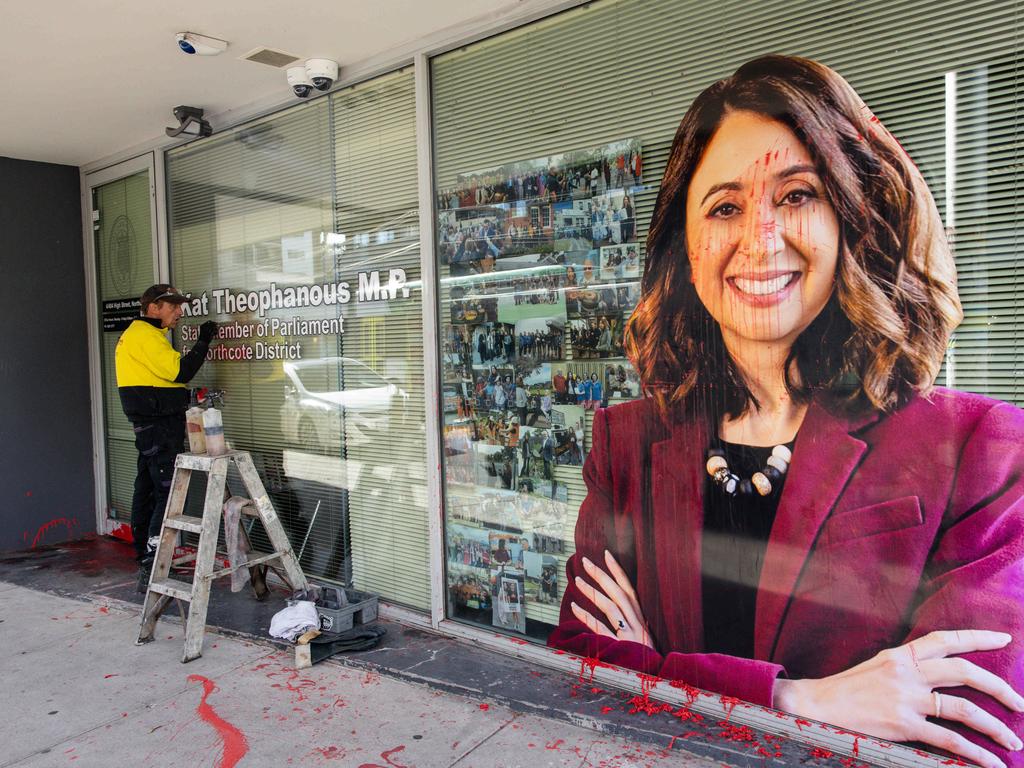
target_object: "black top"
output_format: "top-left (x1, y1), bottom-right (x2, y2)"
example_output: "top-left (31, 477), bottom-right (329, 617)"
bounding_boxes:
top-left (701, 439), bottom-right (792, 658)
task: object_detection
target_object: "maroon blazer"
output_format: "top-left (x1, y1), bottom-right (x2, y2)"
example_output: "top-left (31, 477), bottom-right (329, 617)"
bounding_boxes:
top-left (549, 388), bottom-right (1024, 764)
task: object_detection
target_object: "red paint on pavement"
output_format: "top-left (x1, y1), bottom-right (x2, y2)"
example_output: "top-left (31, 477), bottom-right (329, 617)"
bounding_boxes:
top-left (187, 675), bottom-right (249, 768)
top-left (478, 703), bottom-right (489, 711)
top-left (357, 745), bottom-right (408, 768)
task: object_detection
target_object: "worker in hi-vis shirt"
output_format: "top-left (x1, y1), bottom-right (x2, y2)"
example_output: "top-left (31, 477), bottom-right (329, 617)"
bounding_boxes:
top-left (115, 284), bottom-right (217, 590)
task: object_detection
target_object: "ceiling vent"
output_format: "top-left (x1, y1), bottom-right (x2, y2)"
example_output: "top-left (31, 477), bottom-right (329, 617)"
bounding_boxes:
top-left (240, 47), bottom-right (301, 68)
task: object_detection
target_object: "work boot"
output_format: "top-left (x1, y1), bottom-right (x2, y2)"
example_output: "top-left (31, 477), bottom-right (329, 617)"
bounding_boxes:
top-left (137, 556), bottom-right (154, 594)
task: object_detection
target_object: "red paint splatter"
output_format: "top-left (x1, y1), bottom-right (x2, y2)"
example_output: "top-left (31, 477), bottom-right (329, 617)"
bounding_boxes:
top-left (187, 675), bottom-right (248, 768)
top-left (810, 747), bottom-right (834, 759)
top-left (103, 674), bottom-right (118, 679)
top-left (98, 607), bottom-right (110, 614)
top-left (478, 703), bottom-right (489, 711)
top-left (357, 745), bottom-right (408, 768)
top-left (794, 718), bottom-right (812, 731)
top-left (628, 674), bottom-right (672, 716)
top-left (314, 746), bottom-right (346, 760)
top-left (600, 706), bottom-right (614, 714)
top-left (545, 739), bottom-right (564, 751)
top-left (29, 517), bottom-right (77, 548)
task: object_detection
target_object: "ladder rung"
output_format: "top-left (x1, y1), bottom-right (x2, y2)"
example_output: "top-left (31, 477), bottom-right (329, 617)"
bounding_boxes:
top-left (207, 551), bottom-right (281, 581)
top-left (149, 577), bottom-right (194, 601)
top-left (163, 515), bottom-right (205, 534)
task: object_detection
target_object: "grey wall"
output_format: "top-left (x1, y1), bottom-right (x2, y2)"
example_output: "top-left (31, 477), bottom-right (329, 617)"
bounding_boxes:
top-left (0, 156), bottom-right (93, 551)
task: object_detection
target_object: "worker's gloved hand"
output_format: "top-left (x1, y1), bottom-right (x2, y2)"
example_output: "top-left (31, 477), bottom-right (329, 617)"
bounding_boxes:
top-left (199, 320), bottom-right (218, 343)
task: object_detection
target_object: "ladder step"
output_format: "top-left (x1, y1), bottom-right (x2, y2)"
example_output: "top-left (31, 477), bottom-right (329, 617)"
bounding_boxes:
top-left (149, 577), bottom-right (194, 601)
top-left (163, 515), bottom-right (205, 534)
top-left (207, 551), bottom-right (281, 581)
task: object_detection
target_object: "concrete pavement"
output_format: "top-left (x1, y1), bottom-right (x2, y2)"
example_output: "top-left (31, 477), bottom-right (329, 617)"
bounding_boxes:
top-left (0, 584), bottom-right (711, 768)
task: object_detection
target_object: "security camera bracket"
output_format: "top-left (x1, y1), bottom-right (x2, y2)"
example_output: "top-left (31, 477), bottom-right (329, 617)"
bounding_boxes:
top-left (165, 105), bottom-right (213, 138)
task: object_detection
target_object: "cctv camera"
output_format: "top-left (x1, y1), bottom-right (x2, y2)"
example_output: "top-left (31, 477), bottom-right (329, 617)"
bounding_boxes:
top-left (175, 32), bottom-right (228, 56)
top-left (304, 58), bottom-right (339, 91)
top-left (286, 66), bottom-right (315, 99)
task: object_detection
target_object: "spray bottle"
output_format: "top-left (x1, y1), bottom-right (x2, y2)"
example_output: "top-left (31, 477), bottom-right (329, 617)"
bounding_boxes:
top-left (201, 389), bottom-right (228, 456)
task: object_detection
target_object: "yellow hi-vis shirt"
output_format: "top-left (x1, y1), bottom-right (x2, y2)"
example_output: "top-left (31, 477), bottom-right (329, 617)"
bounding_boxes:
top-left (115, 319), bottom-right (184, 388)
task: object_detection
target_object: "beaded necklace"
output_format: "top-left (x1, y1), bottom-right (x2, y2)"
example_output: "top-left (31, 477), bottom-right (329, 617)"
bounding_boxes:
top-left (705, 442), bottom-right (793, 498)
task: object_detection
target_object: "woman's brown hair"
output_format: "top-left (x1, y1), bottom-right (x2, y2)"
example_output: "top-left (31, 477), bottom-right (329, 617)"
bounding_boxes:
top-left (625, 54), bottom-right (962, 419)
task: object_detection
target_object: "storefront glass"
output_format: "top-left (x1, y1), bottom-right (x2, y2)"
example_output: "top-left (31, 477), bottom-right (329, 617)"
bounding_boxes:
top-left (165, 69), bottom-right (430, 607)
top-left (94, 170), bottom-right (156, 521)
top-left (432, 0), bottom-right (1022, 763)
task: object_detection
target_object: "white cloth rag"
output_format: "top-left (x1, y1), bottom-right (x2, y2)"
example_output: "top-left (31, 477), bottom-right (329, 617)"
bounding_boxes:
top-left (269, 601), bottom-right (319, 642)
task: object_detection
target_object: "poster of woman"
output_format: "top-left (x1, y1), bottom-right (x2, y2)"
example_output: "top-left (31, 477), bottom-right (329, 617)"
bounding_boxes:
top-left (549, 55), bottom-right (1024, 768)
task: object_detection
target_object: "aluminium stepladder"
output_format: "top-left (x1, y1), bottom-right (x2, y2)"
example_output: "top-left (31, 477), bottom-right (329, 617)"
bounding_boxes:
top-left (136, 450), bottom-right (309, 663)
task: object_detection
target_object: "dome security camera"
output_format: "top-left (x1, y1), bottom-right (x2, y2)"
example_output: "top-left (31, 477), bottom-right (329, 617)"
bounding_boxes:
top-left (304, 58), bottom-right (339, 91)
top-left (286, 66), bottom-right (315, 98)
top-left (176, 32), bottom-right (228, 56)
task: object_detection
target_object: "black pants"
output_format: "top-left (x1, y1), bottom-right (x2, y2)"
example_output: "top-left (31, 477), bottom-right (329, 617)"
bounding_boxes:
top-left (130, 416), bottom-right (185, 562)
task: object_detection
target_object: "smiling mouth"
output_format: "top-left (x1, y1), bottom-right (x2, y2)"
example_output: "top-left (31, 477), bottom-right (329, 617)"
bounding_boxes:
top-left (729, 272), bottom-right (799, 297)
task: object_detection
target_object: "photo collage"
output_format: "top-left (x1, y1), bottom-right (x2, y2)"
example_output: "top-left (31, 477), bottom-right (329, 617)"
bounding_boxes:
top-left (440, 139), bottom-right (644, 634)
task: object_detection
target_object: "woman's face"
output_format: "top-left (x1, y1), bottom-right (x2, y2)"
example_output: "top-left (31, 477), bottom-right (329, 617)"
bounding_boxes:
top-left (685, 111), bottom-right (840, 350)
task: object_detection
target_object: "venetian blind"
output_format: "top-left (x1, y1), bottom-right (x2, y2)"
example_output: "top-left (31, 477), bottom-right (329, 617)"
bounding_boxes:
top-left (431, 0), bottom-right (1021, 632)
top-left (166, 70), bottom-right (429, 608)
top-left (331, 69), bottom-right (430, 609)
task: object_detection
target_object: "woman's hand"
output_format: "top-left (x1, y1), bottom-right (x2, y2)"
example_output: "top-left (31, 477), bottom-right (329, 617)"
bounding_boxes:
top-left (570, 550), bottom-right (655, 650)
top-left (774, 630), bottom-right (1024, 768)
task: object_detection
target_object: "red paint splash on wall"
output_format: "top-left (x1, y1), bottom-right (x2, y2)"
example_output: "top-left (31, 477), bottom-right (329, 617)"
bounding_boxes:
top-left (186, 675), bottom-right (249, 768)
top-left (357, 745), bottom-right (408, 768)
top-left (29, 517), bottom-right (77, 548)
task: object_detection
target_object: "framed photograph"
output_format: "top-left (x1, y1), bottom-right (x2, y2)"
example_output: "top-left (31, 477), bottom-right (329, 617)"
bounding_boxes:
top-left (492, 568), bottom-right (526, 633)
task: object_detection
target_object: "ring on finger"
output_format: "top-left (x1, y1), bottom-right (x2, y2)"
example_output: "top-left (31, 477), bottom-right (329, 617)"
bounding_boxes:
top-left (617, 619), bottom-right (625, 630)
top-left (933, 690), bottom-right (942, 719)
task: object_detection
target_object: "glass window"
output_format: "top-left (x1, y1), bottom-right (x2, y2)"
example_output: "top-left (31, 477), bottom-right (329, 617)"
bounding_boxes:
top-left (166, 69), bottom-right (429, 607)
top-left (432, 1), bottom-right (1023, 765)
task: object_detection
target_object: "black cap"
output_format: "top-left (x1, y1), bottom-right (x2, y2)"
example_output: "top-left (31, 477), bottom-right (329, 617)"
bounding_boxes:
top-left (140, 284), bottom-right (188, 311)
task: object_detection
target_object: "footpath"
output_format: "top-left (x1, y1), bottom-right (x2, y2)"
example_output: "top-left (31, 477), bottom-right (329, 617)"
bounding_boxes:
top-left (0, 538), bottom-right (878, 768)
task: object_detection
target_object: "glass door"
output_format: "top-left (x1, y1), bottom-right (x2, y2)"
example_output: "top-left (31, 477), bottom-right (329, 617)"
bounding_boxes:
top-left (86, 156), bottom-right (160, 530)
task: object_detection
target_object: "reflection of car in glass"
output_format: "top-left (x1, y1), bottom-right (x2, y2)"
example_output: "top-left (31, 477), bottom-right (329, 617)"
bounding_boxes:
top-left (280, 357), bottom-right (409, 451)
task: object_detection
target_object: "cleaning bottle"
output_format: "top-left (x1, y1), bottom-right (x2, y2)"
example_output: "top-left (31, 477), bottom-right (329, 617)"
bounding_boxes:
top-left (203, 406), bottom-right (227, 456)
top-left (185, 406), bottom-right (207, 454)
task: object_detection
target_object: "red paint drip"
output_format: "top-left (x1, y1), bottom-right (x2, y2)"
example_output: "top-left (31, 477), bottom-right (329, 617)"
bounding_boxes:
top-left (718, 694), bottom-right (739, 722)
top-left (577, 656), bottom-right (615, 683)
top-left (187, 675), bottom-right (248, 768)
top-left (29, 517), bottom-right (77, 548)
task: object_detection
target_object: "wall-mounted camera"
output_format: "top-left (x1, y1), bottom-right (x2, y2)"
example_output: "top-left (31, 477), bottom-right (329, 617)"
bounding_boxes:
top-left (175, 32), bottom-right (228, 56)
top-left (286, 66), bottom-right (315, 98)
top-left (304, 58), bottom-right (338, 92)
